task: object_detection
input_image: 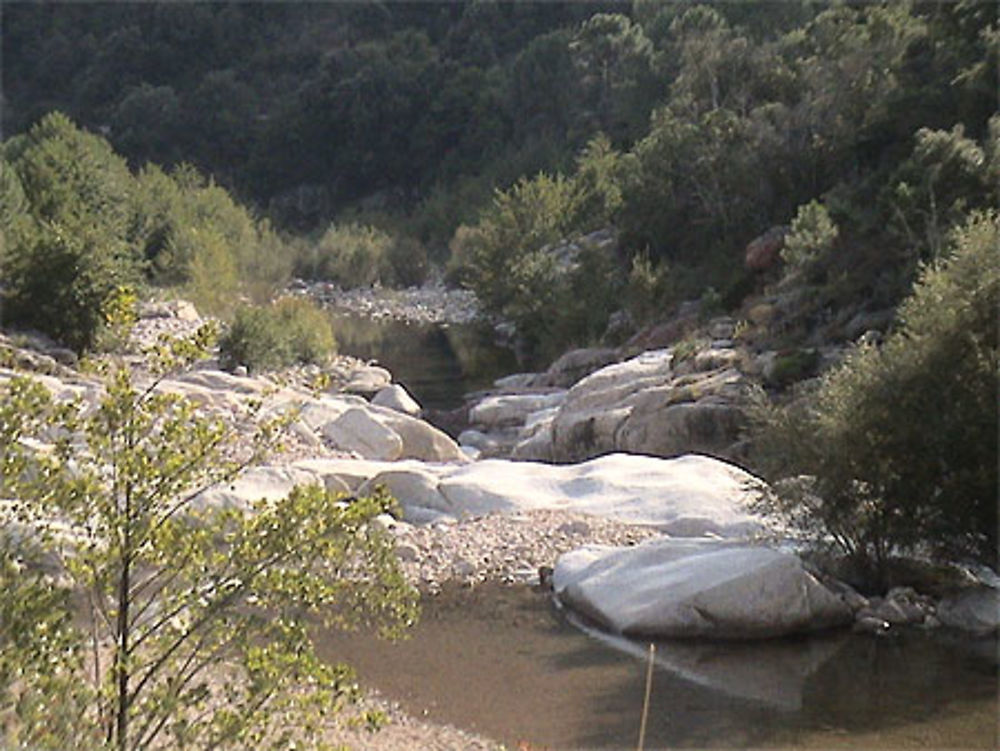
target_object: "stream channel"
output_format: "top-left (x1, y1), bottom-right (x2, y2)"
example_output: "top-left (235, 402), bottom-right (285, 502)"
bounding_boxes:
top-left (326, 314), bottom-right (999, 749)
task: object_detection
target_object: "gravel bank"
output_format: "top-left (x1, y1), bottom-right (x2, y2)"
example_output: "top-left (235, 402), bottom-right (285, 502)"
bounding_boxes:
top-left (293, 279), bottom-right (481, 325)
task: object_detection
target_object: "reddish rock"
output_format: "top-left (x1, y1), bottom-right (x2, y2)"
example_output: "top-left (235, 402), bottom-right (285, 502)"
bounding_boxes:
top-left (745, 226), bottom-right (789, 272)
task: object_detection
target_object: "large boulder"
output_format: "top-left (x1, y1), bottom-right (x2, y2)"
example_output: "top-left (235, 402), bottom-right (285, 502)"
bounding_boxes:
top-left (532, 347), bottom-right (621, 389)
top-left (548, 350), bottom-right (749, 463)
top-left (193, 465), bottom-right (325, 511)
top-left (287, 452), bottom-right (767, 532)
top-left (373, 406), bottom-right (468, 463)
top-left (371, 383), bottom-right (421, 416)
top-left (437, 453), bottom-right (766, 534)
top-left (321, 407), bottom-right (404, 460)
top-left (936, 586), bottom-right (1000, 634)
top-left (468, 391), bottom-right (567, 430)
top-left (554, 538), bottom-right (853, 639)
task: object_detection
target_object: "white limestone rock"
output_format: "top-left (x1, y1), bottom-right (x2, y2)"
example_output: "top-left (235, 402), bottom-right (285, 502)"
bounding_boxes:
top-left (554, 537), bottom-right (852, 639)
top-left (372, 383), bottom-right (422, 415)
top-left (468, 391), bottom-right (567, 429)
top-left (321, 407), bottom-right (404, 460)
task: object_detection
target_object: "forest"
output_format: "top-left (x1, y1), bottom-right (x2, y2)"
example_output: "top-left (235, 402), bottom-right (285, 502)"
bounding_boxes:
top-left (3, 1), bottom-right (995, 353)
top-left (1, 2), bottom-right (998, 748)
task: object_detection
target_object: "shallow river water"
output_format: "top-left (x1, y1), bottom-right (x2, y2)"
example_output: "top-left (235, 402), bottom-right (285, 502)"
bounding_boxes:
top-left (317, 584), bottom-right (998, 750)
top-left (326, 316), bottom-right (998, 749)
top-left (330, 313), bottom-right (521, 410)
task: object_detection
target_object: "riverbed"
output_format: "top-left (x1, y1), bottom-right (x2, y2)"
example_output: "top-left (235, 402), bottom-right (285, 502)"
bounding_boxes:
top-left (317, 583), bottom-right (998, 749)
top-left (322, 310), bottom-right (998, 750)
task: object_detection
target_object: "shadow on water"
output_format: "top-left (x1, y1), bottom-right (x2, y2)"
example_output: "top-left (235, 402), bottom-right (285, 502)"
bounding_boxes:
top-left (329, 313), bottom-right (522, 411)
top-left (313, 583), bottom-right (999, 750)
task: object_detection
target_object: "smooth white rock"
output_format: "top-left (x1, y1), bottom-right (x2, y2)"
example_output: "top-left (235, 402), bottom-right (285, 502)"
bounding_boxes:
top-left (372, 383), bottom-right (422, 416)
top-left (469, 391), bottom-right (567, 429)
top-left (554, 537), bottom-right (852, 639)
top-left (321, 408), bottom-right (404, 460)
top-left (192, 466), bottom-right (324, 511)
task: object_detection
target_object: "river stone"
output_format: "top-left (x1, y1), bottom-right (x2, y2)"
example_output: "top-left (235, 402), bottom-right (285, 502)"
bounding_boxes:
top-left (468, 391), bottom-right (567, 429)
top-left (372, 383), bottom-right (421, 416)
top-left (358, 469), bottom-right (453, 524)
top-left (550, 348), bottom-right (749, 463)
top-left (936, 586), bottom-right (1000, 634)
top-left (437, 453), bottom-right (766, 534)
top-left (343, 365), bottom-right (392, 395)
top-left (373, 406), bottom-right (468, 463)
top-left (193, 465), bottom-right (324, 511)
top-left (553, 538), bottom-right (853, 639)
top-left (533, 347), bottom-right (621, 388)
top-left (321, 407), bottom-right (404, 460)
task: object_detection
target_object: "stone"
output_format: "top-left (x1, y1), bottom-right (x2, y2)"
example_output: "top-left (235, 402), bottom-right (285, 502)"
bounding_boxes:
top-left (553, 538), bottom-right (853, 639)
top-left (343, 365), bottom-right (392, 396)
top-left (372, 383), bottom-right (421, 416)
top-left (373, 406), bottom-right (468, 463)
top-left (936, 586), bottom-right (1000, 634)
top-left (437, 453), bottom-right (767, 535)
top-left (549, 348), bottom-right (749, 463)
top-left (533, 347), bottom-right (621, 389)
top-left (321, 407), bottom-right (404, 460)
top-left (493, 373), bottom-right (538, 390)
top-left (358, 469), bottom-right (452, 524)
top-left (193, 465), bottom-right (324, 511)
top-left (745, 226), bottom-right (789, 272)
top-left (468, 391), bottom-right (567, 429)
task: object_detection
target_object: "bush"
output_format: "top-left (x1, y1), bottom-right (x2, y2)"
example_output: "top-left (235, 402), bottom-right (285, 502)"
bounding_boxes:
top-left (219, 297), bottom-right (335, 373)
top-left (298, 223), bottom-right (392, 287)
top-left (781, 200), bottom-right (839, 269)
top-left (750, 211), bottom-right (999, 586)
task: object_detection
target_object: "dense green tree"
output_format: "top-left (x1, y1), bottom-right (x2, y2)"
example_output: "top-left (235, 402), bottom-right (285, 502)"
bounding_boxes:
top-left (2, 113), bottom-right (141, 351)
top-left (750, 212), bottom-right (999, 585)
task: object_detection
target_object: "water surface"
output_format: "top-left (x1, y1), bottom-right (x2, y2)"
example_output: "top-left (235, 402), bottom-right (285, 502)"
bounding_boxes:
top-left (329, 313), bottom-right (520, 410)
top-left (316, 583), bottom-right (999, 749)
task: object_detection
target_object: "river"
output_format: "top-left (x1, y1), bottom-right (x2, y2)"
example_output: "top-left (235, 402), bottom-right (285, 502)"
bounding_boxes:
top-left (326, 314), bottom-right (999, 749)
top-left (317, 583), bottom-right (998, 749)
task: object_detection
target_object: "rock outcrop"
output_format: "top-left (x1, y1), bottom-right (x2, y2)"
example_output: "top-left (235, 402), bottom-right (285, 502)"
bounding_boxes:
top-left (553, 537), bottom-right (853, 639)
top-left (200, 452), bottom-right (769, 532)
top-left (543, 348), bottom-right (750, 463)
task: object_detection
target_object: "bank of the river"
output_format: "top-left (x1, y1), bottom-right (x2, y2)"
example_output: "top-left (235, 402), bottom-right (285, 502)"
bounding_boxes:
top-left (292, 278), bottom-right (481, 326)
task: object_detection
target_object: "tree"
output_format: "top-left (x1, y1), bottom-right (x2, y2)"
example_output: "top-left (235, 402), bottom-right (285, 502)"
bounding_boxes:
top-left (569, 13), bottom-right (656, 144)
top-left (2, 113), bottom-right (142, 351)
top-left (750, 211), bottom-right (999, 587)
top-left (0, 332), bottom-right (418, 750)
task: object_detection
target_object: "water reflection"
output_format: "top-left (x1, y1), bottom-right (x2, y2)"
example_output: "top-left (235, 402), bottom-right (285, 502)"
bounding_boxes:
top-left (328, 313), bottom-right (521, 410)
top-left (314, 583), bottom-right (998, 749)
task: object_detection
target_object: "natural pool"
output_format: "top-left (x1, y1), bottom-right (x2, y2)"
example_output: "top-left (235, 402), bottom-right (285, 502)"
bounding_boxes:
top-left (329, 313), bottom-right (523, 411)
top-left (316, 583), bottom-right (998, 750)
top-left (324, 315), bottom-right (997, 749)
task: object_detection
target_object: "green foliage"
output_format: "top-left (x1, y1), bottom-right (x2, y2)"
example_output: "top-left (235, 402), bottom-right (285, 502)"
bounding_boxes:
top-left (219, 297), bottom-right (336, 374)
top-left (782, 200), bottom-right (839, 269)
top-left (1, 113), bottom-right (143, 352)
top-left (750, 212), bottom-right (999, 584)
top-left (0, 536), bottom-right (92, 749)
top-left (0, 340), bottom-right (417, 750)
top-left (625, 252), bottom-right (675, 327)
top-left (298, 223), bottom-right (393, 288)
top-left (883, 121), bottom-right (995, 261)
top-left (2, 115), bottom-right (293, 350)
top-left (131, 164), bottom-right (293, 312)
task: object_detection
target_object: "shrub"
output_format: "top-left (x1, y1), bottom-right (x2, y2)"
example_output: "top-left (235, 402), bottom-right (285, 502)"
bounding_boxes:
top-left (750, 211), bottom-right (999, 586)
top-left (298, 223), bottom-right (392, 287)
top-left (219, 297), bottom-right (335, 373)
top-left (273, 296), bottom-right (337, 364)
top-left (781, 200), bottom-right (839, 269)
